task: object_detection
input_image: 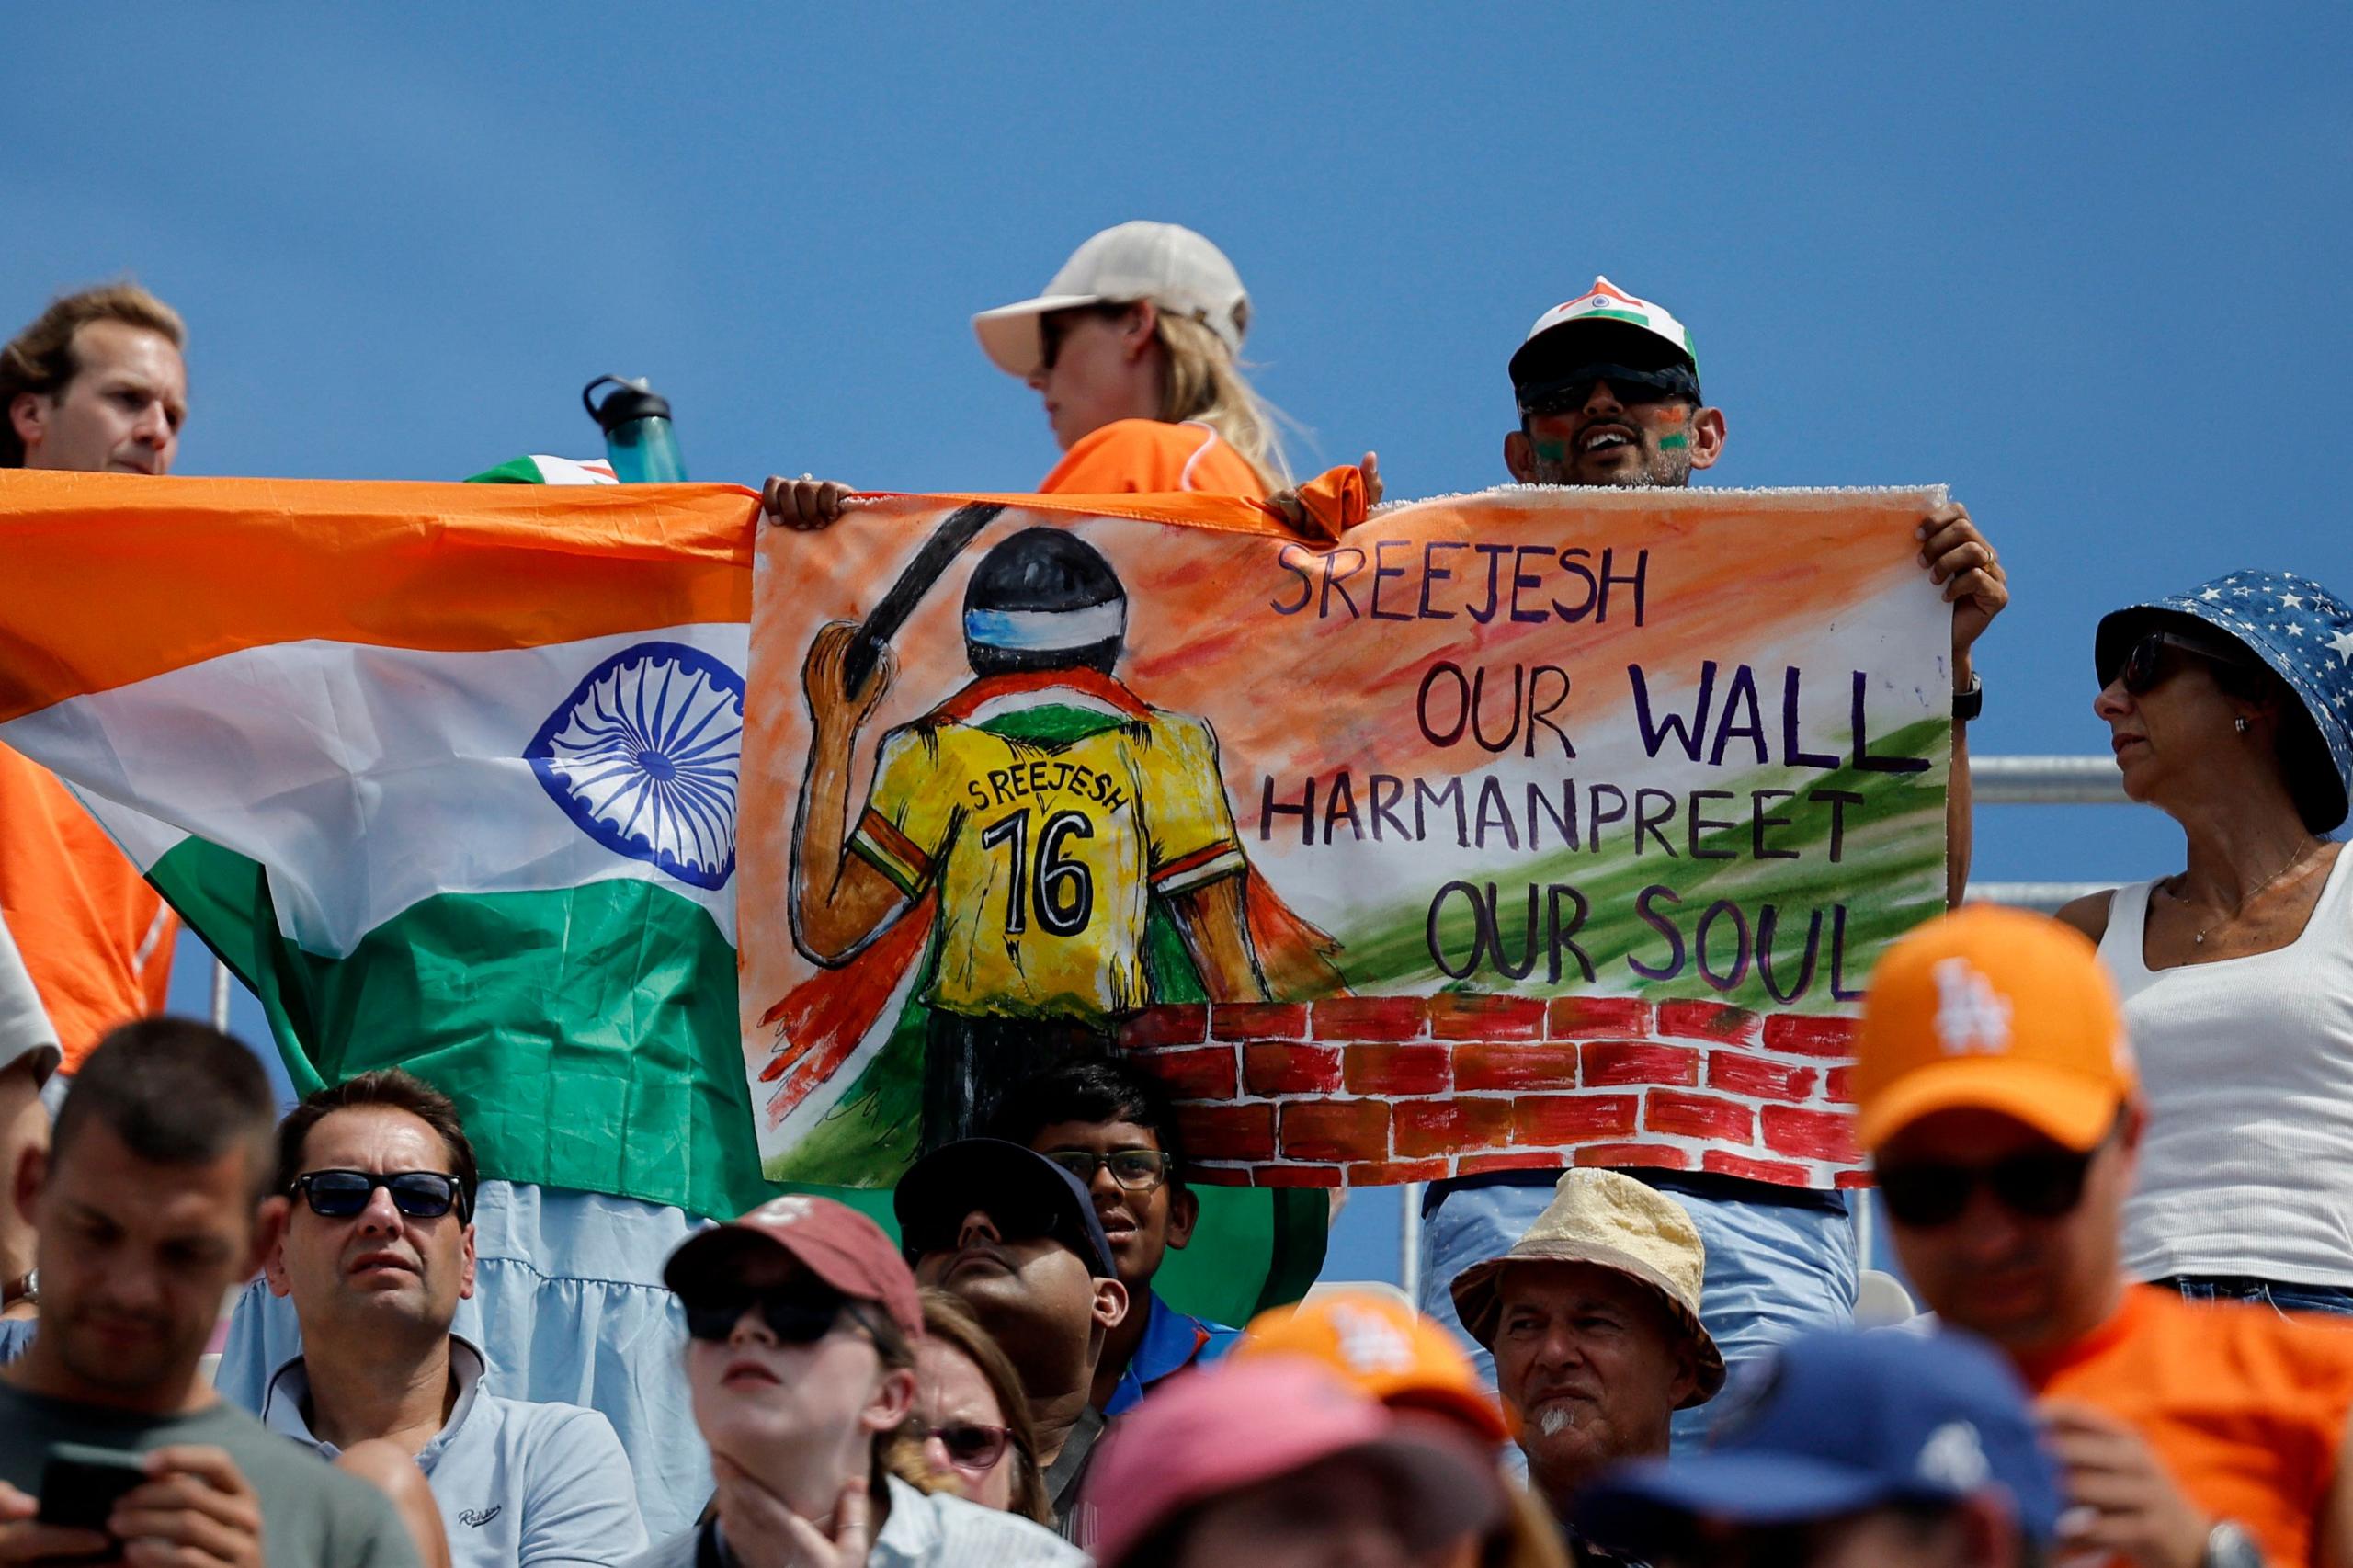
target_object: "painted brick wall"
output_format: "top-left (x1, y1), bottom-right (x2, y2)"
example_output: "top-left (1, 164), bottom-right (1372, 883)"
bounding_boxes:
top-left (1118, 996), bottom-right (1867, 1190)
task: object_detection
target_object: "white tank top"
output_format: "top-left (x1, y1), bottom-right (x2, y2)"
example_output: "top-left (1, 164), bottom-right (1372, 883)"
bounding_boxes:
top-left (2105, 846), bottom-right (2353, 1286)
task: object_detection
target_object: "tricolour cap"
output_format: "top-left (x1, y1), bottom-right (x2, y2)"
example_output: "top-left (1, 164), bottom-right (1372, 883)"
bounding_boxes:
top-left (972, 221), bottom-right (1250, 380)
top-left (1449, 1168), bottom-right (1722, 1404)
top-left (1235, 1290), bottom-right (1510, 1442)
top-left (1854, 905), bottom-right (2136, 1153)
top-left (893, 1137), bottom-right (1119, 1280)
top-left (1575, 1330), bottom-right (2064, 1549)
top-left (1508, 277), bottom-right (1699, 392)
top-left (1083, 1358), bottom-right (1504, 1567)
top-left (663, 1194), bottom-right (924, 1343)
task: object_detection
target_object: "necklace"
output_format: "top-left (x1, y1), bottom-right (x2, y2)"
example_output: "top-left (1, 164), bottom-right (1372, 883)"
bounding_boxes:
top-left (2165, 838), bottom-right (2323, 946)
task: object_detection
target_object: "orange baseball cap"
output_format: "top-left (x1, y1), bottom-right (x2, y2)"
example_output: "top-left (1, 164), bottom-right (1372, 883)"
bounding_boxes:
top-left (1235, 1290), bottom-right (1510, 1443)
top-left (1854, 905), bottom-right (2136, 1153)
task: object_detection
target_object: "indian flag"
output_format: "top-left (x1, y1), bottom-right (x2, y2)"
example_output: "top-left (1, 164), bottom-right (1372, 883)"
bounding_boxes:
top-left (0, 470), bottom-right (769, 1221)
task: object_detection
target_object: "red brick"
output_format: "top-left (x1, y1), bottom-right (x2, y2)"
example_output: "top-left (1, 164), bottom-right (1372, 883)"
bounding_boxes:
top-left (1280, 1100), bottom-right (1392, 1164)
top-left (1211, 1002), bottom-right (1310, 1041)
top-left (1702, 1150), bottom-right (1813, 1186)
top-left (1395, 1098), bottom-right (1515, 1159)
top-left (1547, 997), bottom-right (1654, 1039)
top-left (1454, 1041), bottom-right (1579, 1093)
top-left (1574, 1142), bottom-right (1692, 1170)
top-left (1120, 1005), bottom-right (1207, 1050)
top-left (1644, 1090), bottom-right (1756, 1142)
top-left (1311, 995), bottom-right (1429, 1042)
top-left (1707, 1051), bottom-right (1817, 1102)
top-left (1513, 1093), bottom-right (1640, 1146)
top-left (1835, 1168), bottom-right (1875, 1189)
top-left (1343, 1043), bottom-right (1452, 1096)
top-left (1822, 1066), bottom-right (1855, 1104)
top-left (1429, 994), bottom-right (1547, 1041)
top-left (1459, 1151), bottom-right (1569, 1176)
top-left (1139, 1046), bottom-right (1237, 1101)
top-left (1763, 1016), bottom-right (1859, 1058)
top-left (1347, 1158), bottom-right (1451, 1185)
top-left (1761, 1105), bottom-right (1858, 1165)
top-left (1189, 1164), bottom-right (1256, 1187)
top-left (1183, 1103), bottom-right (1275, 1163)
top-left (1244, 1043), bottom-right (1343, 1097)
top-left (1256, 1165), bottom-right (1344, 1188)
top-left (1656, 1000), bottom-right (1764, 1043)
top-left (1582, 1041), bottom-right (1700, 1088)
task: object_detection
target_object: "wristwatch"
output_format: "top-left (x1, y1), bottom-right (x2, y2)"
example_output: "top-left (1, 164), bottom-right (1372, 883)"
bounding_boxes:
top-left (1952, 673), bottom-right (1984, 722)
top-left (2200, 1521), bottom-right (2263, 1568)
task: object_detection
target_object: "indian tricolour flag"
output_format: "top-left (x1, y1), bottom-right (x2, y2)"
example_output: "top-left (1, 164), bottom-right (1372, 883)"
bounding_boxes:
top-left (0, 470), bottom-right (770, 1221)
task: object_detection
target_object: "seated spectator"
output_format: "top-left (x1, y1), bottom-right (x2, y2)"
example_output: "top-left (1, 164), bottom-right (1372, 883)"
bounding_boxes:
top-left (0, 1018), bottom-right (418, 1568)
top-left (915, 1287), bottom-right (1052, 1523)
top-left (0, 917), bottom-right (56, 1359)
top-left (1085, 1356), bottom-right (1506, 1568)
top-left (2055, 573), bottom-right (2353, 1314)
top-left (985, 1055), bottom-right (1238, 1412)
top-left (1449, 1170), bottom-right (1722, 1530)
top-left (628, 1194), bottom-right (1080, 1567)
top-left (895, 1137), bottom-right (1128, 1546)
top-left (1574, 1331), bottom-right (2063, 1568)
top-left (1238, 1290), bottom-right (1570, 1568)
top-left (257, 1070), bottom-right (645, 1566)
top-left (1856, 905), bottom-right (2353, 1568)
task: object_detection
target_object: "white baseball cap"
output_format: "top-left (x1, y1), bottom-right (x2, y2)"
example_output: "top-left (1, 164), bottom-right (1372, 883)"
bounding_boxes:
top-left (972, 221), bottom-right (1251, 380)
top-left (1509, 276), bottom-right (1699, 393)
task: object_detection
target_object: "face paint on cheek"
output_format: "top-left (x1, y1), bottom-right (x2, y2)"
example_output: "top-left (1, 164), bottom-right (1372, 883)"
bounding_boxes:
top-left (1658, 433), bottom-right (1688, 450)
top-left (1535, 438), bottom-right (1569, 464)
top-left (1657, 404), bottom-right (1688, 426)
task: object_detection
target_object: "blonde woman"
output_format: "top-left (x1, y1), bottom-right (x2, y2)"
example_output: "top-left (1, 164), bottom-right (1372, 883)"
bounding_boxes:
top-left (764, 220), bottom-right (1375, 524)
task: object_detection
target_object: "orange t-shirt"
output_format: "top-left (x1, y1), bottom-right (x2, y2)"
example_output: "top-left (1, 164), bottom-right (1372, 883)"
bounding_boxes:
top-left (1038, 418), bottom-right (1269, 499)
top-left (0, 744), bottom-right (176, 1070)
top-left (2019, 1284), bottom-right (2353, 1568)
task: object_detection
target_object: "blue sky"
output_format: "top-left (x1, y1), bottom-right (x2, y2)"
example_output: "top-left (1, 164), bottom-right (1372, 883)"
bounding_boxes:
top-left (12, 3), bottom-right (2348, 1283)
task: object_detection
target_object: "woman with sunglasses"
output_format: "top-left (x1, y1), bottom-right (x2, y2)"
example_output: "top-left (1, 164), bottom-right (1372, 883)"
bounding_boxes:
top-left (2055, 570), bottom-right (2353, 1314)
top-left (627, 1196), bottom-right (1083, 1568)
top-left (914, 1289), bottom-right (1052, 1523)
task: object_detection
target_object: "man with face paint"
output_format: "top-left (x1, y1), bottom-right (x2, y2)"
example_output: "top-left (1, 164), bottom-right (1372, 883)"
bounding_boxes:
top-left (1423, 279), bottom-right (2012, 1448)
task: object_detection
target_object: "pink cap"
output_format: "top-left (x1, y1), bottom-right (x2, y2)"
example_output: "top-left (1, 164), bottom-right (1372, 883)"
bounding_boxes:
top-left (664, 1194), bottom-right (924, 1344)
top-left (1083, 1358), bottom-right (1503, 1565)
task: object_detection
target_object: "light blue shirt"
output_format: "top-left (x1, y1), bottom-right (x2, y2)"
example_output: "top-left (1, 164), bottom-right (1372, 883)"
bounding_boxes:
top-left (0, 1317), bottom-right (30, 1367)
top-left (625, 1475), bottom-right (1086, 1568)
top-left (263, 1335), bottom-right (647, 1568)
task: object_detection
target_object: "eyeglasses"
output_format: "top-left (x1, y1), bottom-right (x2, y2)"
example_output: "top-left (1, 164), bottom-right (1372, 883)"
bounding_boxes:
top-left (1037, 305), bottom-right (1128, 373)
top-left (1517, 361), bottom-right (1701, 417)
top-left (681, 1288), bottom-right (847, 1346)
top-left (289, 1169), bottom-right (471, 1223)
top-left (1042, 1148), bottom-right (1171, 1193)
top-left (1875, 1148), bottom-right (2095, 1228)
top-left (920, 1422), bottom-right (1011, 1472)
top-left (2112, 631), bottom-right (2262, 695)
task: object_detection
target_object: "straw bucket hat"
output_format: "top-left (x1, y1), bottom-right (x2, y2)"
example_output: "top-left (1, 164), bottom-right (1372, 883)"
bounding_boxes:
top-left (1449, 1169), bottom-right (1723, 1406)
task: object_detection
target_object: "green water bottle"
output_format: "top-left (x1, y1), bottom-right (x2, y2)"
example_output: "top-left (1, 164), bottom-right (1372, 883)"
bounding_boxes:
top-left (583, 374), bottom-right (688, 483)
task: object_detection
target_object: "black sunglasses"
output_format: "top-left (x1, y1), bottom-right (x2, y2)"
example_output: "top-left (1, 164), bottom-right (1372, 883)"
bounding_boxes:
top-left (1875, 1147), bottom-right (2095, 1228)
top-left (921, 1421), bottom-right (1011, 1471)
top-left (2112, 631), bottom-right (2262, 695)
top-left (1518, 361), bottom-right (1700, 416)
top-left (1038, 304), bottom-right (1131, 373)
top-left (289, 1169), bottom-right (471, 1222)
top-left (1042, 1148), bottom-right (1171, 1193)
top-left (681, 1287), bottom-right (847, 1346)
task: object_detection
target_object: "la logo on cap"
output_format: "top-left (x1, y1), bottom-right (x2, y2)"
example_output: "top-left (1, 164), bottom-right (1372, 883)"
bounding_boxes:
top-left (1331, 1305), bottom-right (1416, 1376)
top-left (1931, 958), bottom-right (2013, 1056)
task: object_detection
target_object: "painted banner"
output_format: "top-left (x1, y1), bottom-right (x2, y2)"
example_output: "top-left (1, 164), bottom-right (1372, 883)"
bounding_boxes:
top-left (741, 485), bottom-right (1951, 1189)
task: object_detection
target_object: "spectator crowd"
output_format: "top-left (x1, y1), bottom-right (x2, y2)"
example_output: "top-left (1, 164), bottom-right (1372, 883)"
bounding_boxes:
top-left (5, 222), bottom-right (2353, 1568)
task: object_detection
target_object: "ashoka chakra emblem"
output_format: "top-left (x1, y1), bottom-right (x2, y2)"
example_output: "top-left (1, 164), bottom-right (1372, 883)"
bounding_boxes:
top-left (527, 641), bottom-right (745, 891)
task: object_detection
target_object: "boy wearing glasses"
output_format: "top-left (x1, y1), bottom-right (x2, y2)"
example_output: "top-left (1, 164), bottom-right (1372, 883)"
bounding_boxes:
top-left (258, 1071), bottom-right (645, 1568)
top-left (986, 1056), bottom-right (1239, 1414)
top-left (1856, 906), bottom-right (2353, 1568)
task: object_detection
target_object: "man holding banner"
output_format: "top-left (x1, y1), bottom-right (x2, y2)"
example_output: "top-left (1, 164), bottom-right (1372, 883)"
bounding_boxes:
top-left (1416, 277), bottom-right (2011, 1435)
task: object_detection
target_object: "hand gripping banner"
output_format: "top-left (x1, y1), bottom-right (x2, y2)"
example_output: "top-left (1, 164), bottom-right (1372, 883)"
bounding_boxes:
top-left (741, 485), bottom-right (1951, 1190)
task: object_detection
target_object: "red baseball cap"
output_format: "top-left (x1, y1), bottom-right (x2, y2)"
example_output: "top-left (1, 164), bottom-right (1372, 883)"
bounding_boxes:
top-left (663, 1195), bottom-right (924, 1344)
top-left (1083, 1358), bottom-right (1504, 1565)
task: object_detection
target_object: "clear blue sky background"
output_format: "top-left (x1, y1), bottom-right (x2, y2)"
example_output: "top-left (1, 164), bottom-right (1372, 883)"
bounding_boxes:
top-left (10, 3), bottom-right (2349, 1285)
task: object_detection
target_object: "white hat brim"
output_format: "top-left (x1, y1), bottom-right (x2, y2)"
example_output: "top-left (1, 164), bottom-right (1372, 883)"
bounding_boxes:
top-left (972, 293), bottom-right (1109, 379)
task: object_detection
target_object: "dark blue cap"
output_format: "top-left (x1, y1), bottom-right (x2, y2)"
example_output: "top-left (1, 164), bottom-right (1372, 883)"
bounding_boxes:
top-left (893, 1137), bottom-right (1120, 1280)
top-left (1576, 1331), bottom-right (2063, 1549)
